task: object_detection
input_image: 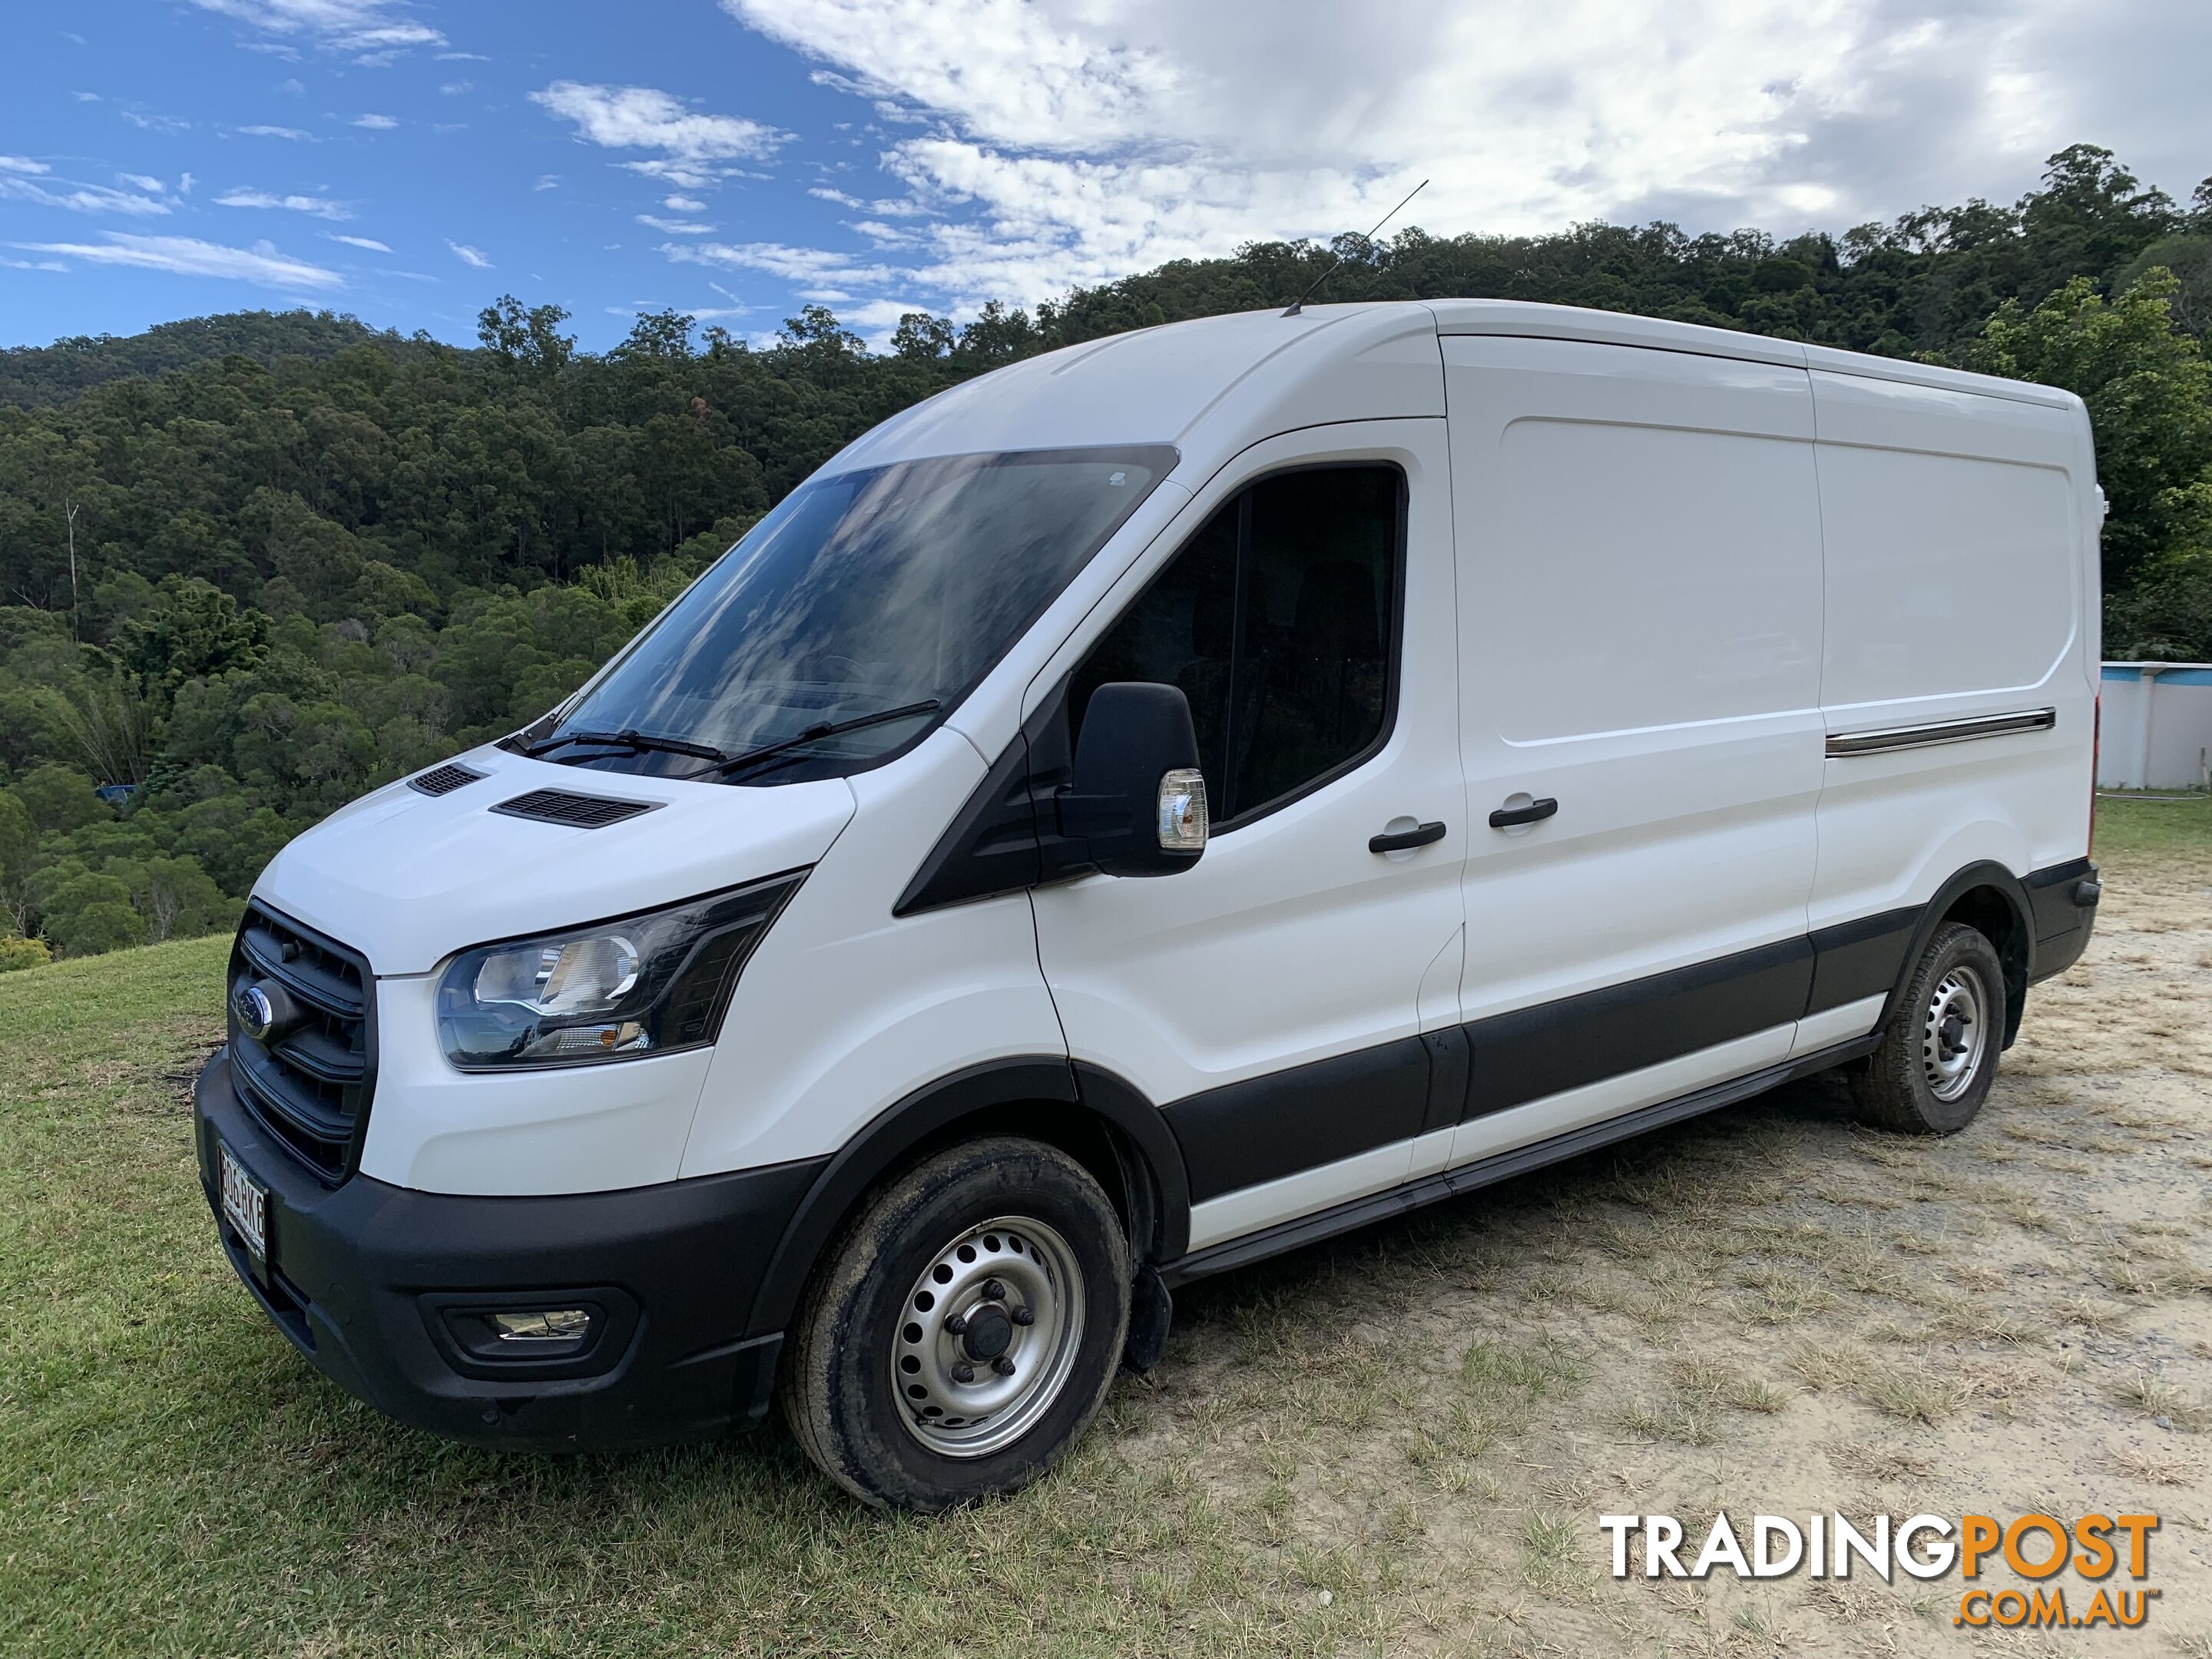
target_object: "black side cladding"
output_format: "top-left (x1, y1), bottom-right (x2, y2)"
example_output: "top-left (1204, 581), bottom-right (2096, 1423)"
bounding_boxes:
top-left (1804, 907), bottom-right (1919, 1014)
top-left (1165, 1036), bottom-right (1431, 1204)
top-left (1459, 935), bottom-right (1813, 1119)
top-left (1148, 861), bottom-right (2083, 1210)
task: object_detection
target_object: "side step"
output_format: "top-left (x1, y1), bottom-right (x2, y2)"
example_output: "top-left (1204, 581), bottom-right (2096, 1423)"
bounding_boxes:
top-left (1158, 1034), bottom-right (1879, 1288)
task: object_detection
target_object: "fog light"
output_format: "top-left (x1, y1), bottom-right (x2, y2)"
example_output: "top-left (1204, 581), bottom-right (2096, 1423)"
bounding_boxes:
top-left (439, 1300), bottom-right (604, 1363)
top-left (491, 1309), bottom-right (592, 1343)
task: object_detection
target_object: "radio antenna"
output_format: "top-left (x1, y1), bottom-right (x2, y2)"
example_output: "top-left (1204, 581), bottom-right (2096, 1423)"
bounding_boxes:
top-left (1282, 177), bottom-right (1429, 317)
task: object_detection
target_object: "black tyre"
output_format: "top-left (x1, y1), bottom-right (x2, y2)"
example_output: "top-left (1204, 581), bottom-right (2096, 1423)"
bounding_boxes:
top-left (780, 1135), bottom-right (1131, 1512)
top-left (1851, 920), bottom-right (2005, 1134)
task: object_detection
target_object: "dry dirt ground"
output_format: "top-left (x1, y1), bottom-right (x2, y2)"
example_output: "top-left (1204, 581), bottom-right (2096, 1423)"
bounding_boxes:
top-left (1108, 819), bottom-right (2212, 1657)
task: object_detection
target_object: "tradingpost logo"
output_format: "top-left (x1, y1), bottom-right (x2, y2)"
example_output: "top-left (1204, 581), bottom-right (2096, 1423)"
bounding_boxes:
top-left (1601, 1512), bottom-right (2162, 1631)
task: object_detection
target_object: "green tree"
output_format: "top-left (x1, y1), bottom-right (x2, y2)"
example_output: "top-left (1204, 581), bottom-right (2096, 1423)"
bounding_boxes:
top-left (892, 312), bottom-right (955, 359)
top-left (172, 793), bottom-right (294, 896)
top-left (0, 790), bottom-right (37, 933)
top-left (52, 899), bottom-right (144, 955)
top-left (614, 310), bottom-right (695, 363)
top-left (28, 865), bottom-right (139, 955)
top-left (109, 853), bottom-right (231, 942)
top-left (1962, 270), bottom-right (2212, 590)
top-left (8, 762), bottom-right (108, 833)
top-left (119, 575), bottom-right (271, 700)
top-left (475, 294), bottom-right (576, 376)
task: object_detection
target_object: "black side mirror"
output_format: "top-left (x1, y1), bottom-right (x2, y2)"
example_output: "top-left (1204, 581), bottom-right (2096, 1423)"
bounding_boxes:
top-left (1058, 682), bottom-right (1208, 877)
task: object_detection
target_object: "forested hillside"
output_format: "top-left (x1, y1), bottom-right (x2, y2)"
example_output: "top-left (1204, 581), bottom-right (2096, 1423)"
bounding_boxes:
top-left (2, 142), bottom-right (2208, 963)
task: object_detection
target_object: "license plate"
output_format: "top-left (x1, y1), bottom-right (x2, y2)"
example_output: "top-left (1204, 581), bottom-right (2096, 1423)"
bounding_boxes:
top-left (217, 1138), bottom-right (268, 1270)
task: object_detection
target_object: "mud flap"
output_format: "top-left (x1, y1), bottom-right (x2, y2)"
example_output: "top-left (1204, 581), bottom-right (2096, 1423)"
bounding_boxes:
top-left (1123, 1261), bottom-right (1172, 1373)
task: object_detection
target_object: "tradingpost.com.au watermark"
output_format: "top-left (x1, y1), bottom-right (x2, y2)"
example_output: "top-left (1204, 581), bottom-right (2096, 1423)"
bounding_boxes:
top-left (1601, 1512), bottom-right (2162, 1631)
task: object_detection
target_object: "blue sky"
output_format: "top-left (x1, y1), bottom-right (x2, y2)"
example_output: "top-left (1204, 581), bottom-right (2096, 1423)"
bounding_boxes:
top-left (5, 0), bottom-right (2209, 354)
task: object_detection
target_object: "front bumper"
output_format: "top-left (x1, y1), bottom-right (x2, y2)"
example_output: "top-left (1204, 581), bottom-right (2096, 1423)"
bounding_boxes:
top-left (194, 1048), bottom-right (825, 1449)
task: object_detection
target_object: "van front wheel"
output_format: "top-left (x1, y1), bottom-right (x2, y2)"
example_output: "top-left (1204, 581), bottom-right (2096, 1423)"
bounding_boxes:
top-left (780, 1135), bottom-right (1131, 1511)
top-left (1851, 920), bottom-right (2005, 1135)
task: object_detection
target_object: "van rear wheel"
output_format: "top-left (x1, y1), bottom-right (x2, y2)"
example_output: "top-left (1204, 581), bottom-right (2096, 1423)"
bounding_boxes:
top-left (780, 1135), bottom-right (1131, 1512)
top-left (1851, 921), bottom-right (2005, 1135)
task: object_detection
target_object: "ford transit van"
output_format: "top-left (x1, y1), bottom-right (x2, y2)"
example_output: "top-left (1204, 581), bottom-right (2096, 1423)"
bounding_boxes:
top-left (194, 300), bottom-right (2103, 1510)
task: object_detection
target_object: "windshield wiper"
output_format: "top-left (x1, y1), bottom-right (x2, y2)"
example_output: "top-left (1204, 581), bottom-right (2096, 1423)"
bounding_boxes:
top-left (526, 727), bottom-right (733, 764)
top-left (690, 700), bottom-right (942, 782)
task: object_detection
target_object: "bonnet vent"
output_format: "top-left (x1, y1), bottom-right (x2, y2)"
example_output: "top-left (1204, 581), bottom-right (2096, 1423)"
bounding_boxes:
top-left (407, 762), bottom-right (487, 797)
top-left (490, 788), bottom-right (662, 829)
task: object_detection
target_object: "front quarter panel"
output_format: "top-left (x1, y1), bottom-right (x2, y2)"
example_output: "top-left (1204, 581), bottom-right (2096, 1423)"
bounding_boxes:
top-left (680, 726), bottom-right (1068, 1177)
top-left (358, 972), bottom-right (717, 1194)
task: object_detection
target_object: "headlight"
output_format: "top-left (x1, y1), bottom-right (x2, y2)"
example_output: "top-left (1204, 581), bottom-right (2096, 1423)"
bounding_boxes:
top-left (435, 872), bottom-right (804, 1069)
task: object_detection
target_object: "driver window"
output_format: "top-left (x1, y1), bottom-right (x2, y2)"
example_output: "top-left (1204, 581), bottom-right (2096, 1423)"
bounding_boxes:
top-left (1070, 463), bottom-right (1402, 827)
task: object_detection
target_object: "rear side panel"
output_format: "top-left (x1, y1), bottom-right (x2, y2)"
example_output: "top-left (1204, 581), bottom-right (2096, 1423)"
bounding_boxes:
top-left (1807, 370), bottom-right (2097, 945)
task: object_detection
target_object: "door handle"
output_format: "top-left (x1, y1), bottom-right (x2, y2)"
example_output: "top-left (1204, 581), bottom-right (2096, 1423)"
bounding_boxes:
top-left (1488, 796), bottom-right (1558, 829)
top-left (1369, 820), bottom-right (1447, 853)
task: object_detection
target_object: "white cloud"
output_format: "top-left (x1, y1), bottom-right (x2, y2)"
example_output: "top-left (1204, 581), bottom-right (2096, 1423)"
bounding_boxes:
top-left (440, 80), bottom-right (473, 94)
top-left (637, 214), bottom-right (717, 233)
top-left (118, 172), bottom-right (167, 193)
top-left (3, 256), bottom-right (71, 272)
top-left (808, 186), bottom-right (863, 207)
top-left (534, 174), bottom-right (560, 190)
top-left (8, 231), bottom-right (343, 290)
top-left (664, 194), bottom-right (707, 211)
top-left (328, 232), bottom-right (392, 250)
top-left (0, 175), bottom-right (171, 216)
top-left (448, 240), bottom-right (492, 267)
top-left (121, 109), bottom-right (191, 134)
top-left (352, 113), bottom-right (399, 129)
top-left (727, 0), bottom-right (1178, 151)
top-left (707, 0), bottom-right (2212, 319)
top-left (0, 156), bottom-right (51, 174)
top-left (529, 81), bottom-right (785, 190)
top-left (664, 239), bottom-right (896, 287)
top-left (185, 0), bottom-right (446, 55)
top-left (237, 123), bottom-right (313, 139)
top-left (217, 187), bottom-right (353, 220)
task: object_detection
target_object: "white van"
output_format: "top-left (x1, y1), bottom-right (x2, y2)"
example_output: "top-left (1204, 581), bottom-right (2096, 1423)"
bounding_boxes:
top-left (196, 300), bottom-right (2103, 1509)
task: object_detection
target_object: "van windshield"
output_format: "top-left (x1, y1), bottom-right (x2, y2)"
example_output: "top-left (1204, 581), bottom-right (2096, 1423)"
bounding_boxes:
top-left (530, 445), bottom-right (1176, 783)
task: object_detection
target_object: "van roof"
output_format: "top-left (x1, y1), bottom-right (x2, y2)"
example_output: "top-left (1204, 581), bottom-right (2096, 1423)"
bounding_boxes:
top-left (826, 299), bottom-right (2080, 477)
top-left (1423, 298), bottom-right (2081, 409)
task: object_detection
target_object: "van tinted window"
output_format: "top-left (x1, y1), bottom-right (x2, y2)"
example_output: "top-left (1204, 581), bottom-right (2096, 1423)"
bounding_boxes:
top-left (1073, 464), bottom-right (1401, 825)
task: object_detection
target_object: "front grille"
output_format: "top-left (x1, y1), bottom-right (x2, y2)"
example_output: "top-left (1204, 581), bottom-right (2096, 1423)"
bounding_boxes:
top-left (490, 788), bottom-right (661, 829)
top-left (228, 901), bottom-right (376, 1184)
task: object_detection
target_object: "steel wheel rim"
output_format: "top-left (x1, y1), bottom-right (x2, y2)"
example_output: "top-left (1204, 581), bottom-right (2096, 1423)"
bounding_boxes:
top-left (1920, 963), bottom-right (1988, 1103)
top-left (891, 1215), bottom-right (1086, 1459)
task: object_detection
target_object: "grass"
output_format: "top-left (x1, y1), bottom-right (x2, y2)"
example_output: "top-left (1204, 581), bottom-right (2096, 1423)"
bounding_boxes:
top-left (2091, 789), bottom-right (2212, 866)
top-left (1, 793), bottom-right (2207, 1654)
top-left (0, 937), bottom-right (1334, 1658)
